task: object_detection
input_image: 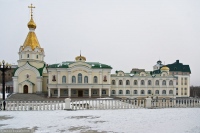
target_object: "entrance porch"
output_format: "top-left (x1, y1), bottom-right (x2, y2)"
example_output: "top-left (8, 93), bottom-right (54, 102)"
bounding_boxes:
top-left (48, 88), bottom-right (111, 98)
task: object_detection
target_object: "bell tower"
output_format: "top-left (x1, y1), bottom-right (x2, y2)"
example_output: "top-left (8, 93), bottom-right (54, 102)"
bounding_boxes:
top-left (18, 4), bottom-right (45, 69)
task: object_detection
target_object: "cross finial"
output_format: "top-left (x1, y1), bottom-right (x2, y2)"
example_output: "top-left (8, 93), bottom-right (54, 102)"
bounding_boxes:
top-left (28, 4), bottom-right (35, 17)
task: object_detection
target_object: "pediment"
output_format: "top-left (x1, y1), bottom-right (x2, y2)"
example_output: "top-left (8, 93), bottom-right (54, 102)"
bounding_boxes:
top-left (69, 61), bottom-right (91, 69)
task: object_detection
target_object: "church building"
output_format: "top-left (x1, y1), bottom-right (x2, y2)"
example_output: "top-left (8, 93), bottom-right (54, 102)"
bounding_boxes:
top-left (13, 5), bottom-right (191, 99)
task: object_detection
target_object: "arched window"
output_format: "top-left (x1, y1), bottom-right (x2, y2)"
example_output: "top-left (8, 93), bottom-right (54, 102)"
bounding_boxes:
top-left (78, 73), bottom-right (82, 83)
top-left (155, 80), bottom-right (159, 85)
top-left (126, 80), bottom-right (130, 85)
top-left (112, 90), bottom-right (115, 94)
top-left (169, 90), bottom-right (173, 94)
top-left (119, 90), bottom-right (123, 94)
top-left (169, 80), bottom-right (173, 85)
top-left (134, 80), bottom-right (137, 85)
top-left (134, 90), bottom-right (137, 94)
top-left (162, 90), bottom-right (166, 94)
top-left (148, 80), bottom-right (151, 85)
top-left (62, 76), bottom-right (66, 83)
top-left (84, 76), bottom-right (88, 83)
top-left (112, 80), bottom-right (115, 85)
top-left (27, 54), bottom-right (29, 58)
top-left (119, 80), bottom-right (123, 85)
top-left (52, 75), bottom-right (56, 81)
top-left (155, 90), bottom-right (159, 94)
top-left (72, 76), bottom-right (76, 83)
top-left (94, 76), bottom-right (98, 83)
top-left (141, 90), bottom-right (145, 94)
top-left (103, 76), bottom-right (107, 82)
top-left (141, 80), bottom-right (145, 85)
top-left (126, 90), bottom-right (130, 94)
top-left (162, 80), bottom-right (166, 85)
top-left (148, 90), bottom-right (151, 94)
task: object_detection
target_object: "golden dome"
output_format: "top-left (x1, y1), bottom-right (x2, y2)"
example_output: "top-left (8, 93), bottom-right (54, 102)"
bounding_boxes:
top-left (161, 66), bottom-right (170, 71)
top-left (28, 17), bottom-right (36, 29)
top-left (23, 31), bottom-right (41, 50)
top-left (75, 55), bottom-right (86, 61)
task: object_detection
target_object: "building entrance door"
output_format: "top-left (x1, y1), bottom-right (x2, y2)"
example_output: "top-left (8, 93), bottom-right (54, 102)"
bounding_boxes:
top-left (78, 90), bottom-right (83, 97)
top-left (23, 85), bottom-right (28, 94)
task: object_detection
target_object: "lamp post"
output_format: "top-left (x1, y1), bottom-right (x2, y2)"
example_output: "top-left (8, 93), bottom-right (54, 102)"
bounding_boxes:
top-left (0, 60), bottom-right (11, 110)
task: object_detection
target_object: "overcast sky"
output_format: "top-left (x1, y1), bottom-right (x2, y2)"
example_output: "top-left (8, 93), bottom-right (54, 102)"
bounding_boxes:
top-left (0, 0), bottom-right (199, 86)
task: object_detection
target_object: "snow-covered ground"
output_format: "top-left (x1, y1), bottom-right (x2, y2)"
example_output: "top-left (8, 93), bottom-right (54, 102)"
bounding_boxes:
top-left (0, 108), bottom-right (200, 133)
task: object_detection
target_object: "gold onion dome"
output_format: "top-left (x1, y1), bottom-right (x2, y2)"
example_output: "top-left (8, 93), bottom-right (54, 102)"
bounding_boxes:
top-left (28, 17), bottom-right (36, 29)
top-left (22, 4), bottom-right (41, 50)
top-left (75, 54), bottom-right (86, 61)
top-left (161, 66), bottom-right (170, 71)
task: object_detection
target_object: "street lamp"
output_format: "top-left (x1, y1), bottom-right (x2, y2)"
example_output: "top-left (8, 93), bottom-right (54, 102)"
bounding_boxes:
top-left (0, 60), bottom-right (11, 110)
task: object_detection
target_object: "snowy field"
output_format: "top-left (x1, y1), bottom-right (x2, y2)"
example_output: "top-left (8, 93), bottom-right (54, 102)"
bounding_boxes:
top-left (0, 108), bottom-right (200, 133)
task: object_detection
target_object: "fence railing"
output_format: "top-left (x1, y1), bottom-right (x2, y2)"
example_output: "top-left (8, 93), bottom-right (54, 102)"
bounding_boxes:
top-left (71, 99), bottom-right (145, 110)
top-left (1, 98), bottom-right (200, 111)
top-left (151, 98), bottom-right (200, 108)
top-left (0, 101), bottom-right (65, 111)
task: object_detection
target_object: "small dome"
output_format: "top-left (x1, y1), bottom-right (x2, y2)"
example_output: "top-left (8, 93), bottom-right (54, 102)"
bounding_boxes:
top-left (75, 55), bottom-right (86, 61)
top-left (161, 66), bottom-right (170, 71)
top-left (28, 17), bottom-right (36, 29)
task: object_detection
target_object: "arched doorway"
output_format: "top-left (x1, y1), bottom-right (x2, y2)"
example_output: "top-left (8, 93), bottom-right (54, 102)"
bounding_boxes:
top-left (23, 85), bottom-right (28, 94)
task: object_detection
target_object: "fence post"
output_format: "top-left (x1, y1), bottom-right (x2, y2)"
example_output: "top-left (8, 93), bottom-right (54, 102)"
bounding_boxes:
top-left (64, 98), bottom-right (71, 110)
top-left (145, 98), bottom-right (152, 109)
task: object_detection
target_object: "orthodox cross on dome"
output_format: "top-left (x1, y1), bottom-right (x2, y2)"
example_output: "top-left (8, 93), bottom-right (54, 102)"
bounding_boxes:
top-left (28, 4), bottom-right (35, 17)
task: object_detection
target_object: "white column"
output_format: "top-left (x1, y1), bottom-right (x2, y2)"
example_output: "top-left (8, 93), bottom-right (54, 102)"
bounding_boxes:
top-left (48, 88), bottom-right (51, 98)
top-left (12, 77), bottom-right (18, 93)
top-left (89, 88), bottom-right (91, 98)
top-left (48, 71), bottom-right (52, 83)
top-left (37, 77), bottom-right (43, 93)
top-left (108, 88), bottom-right (111, 97)
top-left (108, 72), bottom-right (111, 84)
top-left (99, 72), bottom-right (102, 84)
top-left (58, 88), bottom-right (60, 98)
top-left (57, 71), bottom-right (61, 84)
top-left (68, 88), bottom-right (71, 98)
top-left (99, 88), bottom-right (102, 97)
top-left (89, 72), bottom-right (92, 83)
top-left (68, 71), bottom-right (71, 83)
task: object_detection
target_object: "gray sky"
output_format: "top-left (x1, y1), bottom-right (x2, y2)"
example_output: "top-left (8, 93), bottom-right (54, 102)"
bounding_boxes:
top-left (0, 0), bottom-right (200, 86)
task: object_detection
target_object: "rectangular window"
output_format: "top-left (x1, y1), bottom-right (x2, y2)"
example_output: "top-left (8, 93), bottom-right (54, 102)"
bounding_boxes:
top-left (176, 93), bottom-right (178, 95)
top-left (185, 88), bottom-right (187, 90)
top-left (54, 90), bottom-right (58, 94)
top-left (72, 90), bottom-right (76, 94)
top-left (102, 90), bottom-right (106, 94)
top-left (84, 90), bottom-right (88, 95)
top-left (176, 88), bottom-right (178, 90)
top-left (185, 93), bottom-right (187, 95)
top-left (64, 90), bottom-right (68, 94)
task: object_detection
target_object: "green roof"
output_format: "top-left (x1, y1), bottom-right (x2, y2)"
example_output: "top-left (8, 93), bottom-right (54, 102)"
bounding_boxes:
top-left (48, 61), bottom-right (112, 69)
top-left (166, 60), bottom-right (191, 73)
top-left (153, 60), bottom-right (191, 74)
top-left (13, 62), bottom-right (46, 76)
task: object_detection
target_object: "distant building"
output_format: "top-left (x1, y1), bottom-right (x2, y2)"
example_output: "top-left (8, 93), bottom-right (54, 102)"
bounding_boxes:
top-left (153, 60), bottom-right (191, 98)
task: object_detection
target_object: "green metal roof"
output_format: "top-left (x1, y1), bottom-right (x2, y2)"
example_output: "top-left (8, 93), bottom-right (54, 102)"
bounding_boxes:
top-left (153, 60), bottom-right (191, 74)
top-left (48, 61), bottom-right (112, 69)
